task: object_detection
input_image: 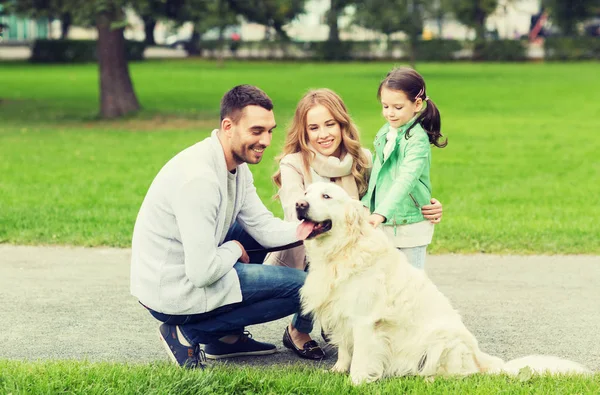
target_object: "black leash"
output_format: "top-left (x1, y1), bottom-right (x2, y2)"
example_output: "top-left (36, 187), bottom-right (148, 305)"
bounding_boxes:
top-left (246, 240), bottom-right (304, 254)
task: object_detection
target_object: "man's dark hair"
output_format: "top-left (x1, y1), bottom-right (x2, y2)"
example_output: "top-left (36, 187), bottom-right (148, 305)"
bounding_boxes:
top-left (220, 85), bottom-right (273, 123)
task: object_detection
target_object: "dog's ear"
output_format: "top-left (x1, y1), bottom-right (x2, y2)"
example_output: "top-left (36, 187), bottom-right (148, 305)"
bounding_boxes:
top-left (344, 200), bottom-right (365, 231)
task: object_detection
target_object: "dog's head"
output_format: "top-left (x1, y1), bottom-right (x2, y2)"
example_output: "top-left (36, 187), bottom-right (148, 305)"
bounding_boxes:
top-left (295, 182), bottom-right (366, 242)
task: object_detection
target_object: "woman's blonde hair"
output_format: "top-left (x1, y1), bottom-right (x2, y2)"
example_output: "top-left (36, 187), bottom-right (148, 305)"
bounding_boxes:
top-left (272, 88), bottom-right (371, 198)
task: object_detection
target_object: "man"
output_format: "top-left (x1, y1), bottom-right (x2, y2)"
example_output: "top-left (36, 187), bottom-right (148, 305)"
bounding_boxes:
top-left (131, 85), bottom-right (324, 368)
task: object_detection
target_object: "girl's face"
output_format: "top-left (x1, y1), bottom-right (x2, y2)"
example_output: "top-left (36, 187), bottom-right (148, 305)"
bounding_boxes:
top-left (305, 104), bottom-right (343, 158)
top-left (380, 87), bottom-right (423, 129)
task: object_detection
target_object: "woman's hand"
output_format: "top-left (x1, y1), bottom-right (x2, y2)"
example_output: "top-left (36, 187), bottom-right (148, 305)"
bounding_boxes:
top-left (233, 241), bottom-right (250, 263)
top-left (367, 213), bottom-right (386, 228)
top-left (422, 198), bottom-right (443, 224)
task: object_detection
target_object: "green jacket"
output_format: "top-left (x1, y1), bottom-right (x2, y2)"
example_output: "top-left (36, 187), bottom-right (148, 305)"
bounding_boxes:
top-left (361, 120), bottom-right (432, 226)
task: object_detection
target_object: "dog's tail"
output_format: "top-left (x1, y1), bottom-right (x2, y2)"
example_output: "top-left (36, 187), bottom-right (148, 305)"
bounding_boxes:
top-left (475, 351), bottom-right (505, 373)
top-left (493, 355), bottom-right (592, 376)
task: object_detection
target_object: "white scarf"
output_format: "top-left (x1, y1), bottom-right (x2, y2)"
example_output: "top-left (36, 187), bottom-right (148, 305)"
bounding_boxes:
top-left (308, 148), bottom-right (359, 199)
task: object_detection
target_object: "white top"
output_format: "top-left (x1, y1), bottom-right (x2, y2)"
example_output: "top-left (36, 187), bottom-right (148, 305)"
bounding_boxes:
top-left (381, 221), bottom-right (434, 248)
top-left (130, 130), bottom-right (299, 315)
top-left (383, 127), bottom-right (399, 161)
top-left (219, 170), bottom-right (238, 244)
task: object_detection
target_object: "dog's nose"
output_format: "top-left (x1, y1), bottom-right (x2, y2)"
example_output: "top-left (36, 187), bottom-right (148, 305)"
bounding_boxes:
top-left (296, 200), bottom-right (309, 219)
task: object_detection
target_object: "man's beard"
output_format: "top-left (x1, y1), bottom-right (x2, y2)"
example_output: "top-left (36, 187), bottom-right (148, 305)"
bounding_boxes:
top-left (232, 144), bottom-right (265, 165)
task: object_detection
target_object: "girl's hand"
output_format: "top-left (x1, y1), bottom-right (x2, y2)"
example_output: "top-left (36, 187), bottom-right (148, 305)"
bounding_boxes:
top-left (367, 214), bottom-right (386, 228)
top-left (422, 198), bottom-right (443, 224)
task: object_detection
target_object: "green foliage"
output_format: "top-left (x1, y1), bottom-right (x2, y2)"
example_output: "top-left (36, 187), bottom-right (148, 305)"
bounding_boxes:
top-left (194, 0), bottom-right (238, 37)
top-left (449, 0), bottom-right (499, 41)
top-left (30, 39), bottom-right (146, 62)
top-left (474, 39), bottom-right (527, 61)
top-left (543, 0), bottom-right (598, 36)
top-left (353, 0), bottom-right (435, 64)
top-left (353, 0), bottom-right (415, 37)
top-left (227, 0), bottom-right (307, 40)
top-left (544, 36), bottom-right (600, 60)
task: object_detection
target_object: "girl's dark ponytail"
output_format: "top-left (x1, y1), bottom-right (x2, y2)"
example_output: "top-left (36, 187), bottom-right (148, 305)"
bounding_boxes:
top-left (409, 98), bottom-right (446, 148)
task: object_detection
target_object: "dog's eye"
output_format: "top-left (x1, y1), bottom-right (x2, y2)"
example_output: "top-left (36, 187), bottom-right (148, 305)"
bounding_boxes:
top-left (322, 194), bottom-right (331, 199)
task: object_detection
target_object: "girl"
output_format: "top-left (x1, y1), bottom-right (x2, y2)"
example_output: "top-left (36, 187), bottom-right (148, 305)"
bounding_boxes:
top-left (268, 88), bottom-right (443, 359)
top-left (362, 67), bottom-right (447, 270)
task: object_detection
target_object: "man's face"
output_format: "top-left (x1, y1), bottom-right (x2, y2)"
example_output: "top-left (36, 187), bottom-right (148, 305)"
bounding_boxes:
top-left (227, 106), bottom-right (276, 165)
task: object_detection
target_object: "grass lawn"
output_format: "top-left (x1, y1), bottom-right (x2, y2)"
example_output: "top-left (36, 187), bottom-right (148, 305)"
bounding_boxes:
top-left (0, 60), bottom-right (599, 253)
top-left (1, 361), bottom-right (598, 395)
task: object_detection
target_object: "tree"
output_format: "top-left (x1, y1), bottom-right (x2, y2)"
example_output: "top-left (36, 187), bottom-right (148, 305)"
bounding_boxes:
top-left (133, 0), bottom-right (166, 46)
top-left (327, 0), bottom-right (355, 43)
top-left (227, 0), bottom-right (306, 41)
top-left (354, 0), bottom-right (426, 67)
top-left (544, 0), bottom-right (599, 36)
top-left (450, 0), bottom-right (498, 42)
top-left (8, 0), bottom-right (140, 118)
top-left (449, 0), bottom-right (499, 58)
top-left (431, 0), bottom-right (454, 36)
top-left (159, 0), bottom-right (238, 59)
top-left (132, 0), bottom-right (193, 47)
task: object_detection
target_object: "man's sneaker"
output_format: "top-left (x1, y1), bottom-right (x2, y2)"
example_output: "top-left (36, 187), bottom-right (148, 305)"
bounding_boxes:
top-left (158, 323), bottom-right (205, 369)
top-left (203, 331), bottom-right (277, 359)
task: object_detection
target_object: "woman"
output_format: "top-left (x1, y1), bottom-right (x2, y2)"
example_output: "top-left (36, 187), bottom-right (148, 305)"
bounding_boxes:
top-left (268, 89), bottom-right (443, 360)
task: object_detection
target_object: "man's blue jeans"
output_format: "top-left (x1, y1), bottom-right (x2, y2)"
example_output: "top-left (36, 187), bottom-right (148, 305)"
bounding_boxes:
top-left (147, 222), bottom-right (313, 345)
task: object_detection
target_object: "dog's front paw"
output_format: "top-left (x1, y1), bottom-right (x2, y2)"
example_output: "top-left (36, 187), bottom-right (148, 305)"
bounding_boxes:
top-left (350, 368), bottom-right (381, 385)
top-left (331, 360), bottom-right (350, 373)
top-left (350, 372), bottom-right (369, 385)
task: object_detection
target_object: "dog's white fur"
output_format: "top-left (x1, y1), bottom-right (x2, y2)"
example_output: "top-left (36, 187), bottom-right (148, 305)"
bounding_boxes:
top-left (298, 183), bottom-right (591, 385)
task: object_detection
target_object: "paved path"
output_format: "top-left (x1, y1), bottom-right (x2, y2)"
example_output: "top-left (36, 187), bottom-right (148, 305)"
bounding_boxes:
top-left (1, 245), bottom-right (598, 371)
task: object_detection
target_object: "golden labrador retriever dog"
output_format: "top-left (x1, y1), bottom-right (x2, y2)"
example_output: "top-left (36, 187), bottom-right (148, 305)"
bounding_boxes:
top-left (295, 183), bottom-right (590, 385)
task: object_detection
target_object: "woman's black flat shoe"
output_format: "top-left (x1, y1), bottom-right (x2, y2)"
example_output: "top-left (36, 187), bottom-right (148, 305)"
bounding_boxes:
top-left (282, 326), bottom-right (326, 360)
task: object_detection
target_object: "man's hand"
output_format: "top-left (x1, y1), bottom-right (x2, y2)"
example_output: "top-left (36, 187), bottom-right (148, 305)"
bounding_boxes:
top-left (422, 198), bottom-right (443, 224)
top-left (367, 213), bottom-right (386, 228)
top-left (233, 241), bottom-right (250, 263)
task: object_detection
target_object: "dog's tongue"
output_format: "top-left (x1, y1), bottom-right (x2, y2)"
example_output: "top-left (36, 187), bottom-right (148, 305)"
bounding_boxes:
top-left (296, 220), bottom-right (315, 240)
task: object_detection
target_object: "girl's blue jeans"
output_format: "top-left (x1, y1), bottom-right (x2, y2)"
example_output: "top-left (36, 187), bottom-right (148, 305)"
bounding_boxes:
top-left (399, 245), bottom-right (428, 270)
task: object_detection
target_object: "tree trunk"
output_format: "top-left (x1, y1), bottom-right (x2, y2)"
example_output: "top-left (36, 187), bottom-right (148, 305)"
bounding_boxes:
top-left (96, 11), bottom-right (140, 119)
top-left (217, 24), bottom-right (225, 68)
top-left (216, 0), bottom-right (225, 67)
top-left (274, 22), bottom-right (289, 58)
top-left (436, 12), bottom-right (444, 37)
top-left (408, 33), bottom-right (418, 69)
top-left (472, 5), bottom-right (487, 60)
top-left (327, 0), bottom-right (340, 42)
top-left (142, 16), bottom-right (156, 46)
top-left (475, 7), bottom-right (487, 41)
top-left (185, 27), bottom-right (201, 56)
top-left (60, 12), bottom-right (71, 39)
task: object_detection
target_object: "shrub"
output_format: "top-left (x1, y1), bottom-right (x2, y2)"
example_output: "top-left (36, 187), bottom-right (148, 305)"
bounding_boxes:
top-left (415, 39), bottom-right (462, 61)
top-left (544, 37), bottom-right (600, 60)
top-left (30, 39), bottom-right (146, 63)
top-left (474, 39), bottom-right (527, 61)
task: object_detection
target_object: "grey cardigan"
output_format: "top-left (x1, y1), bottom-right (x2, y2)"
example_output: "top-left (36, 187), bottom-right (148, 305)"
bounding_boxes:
top-left (130, 130), bottom-right (299, 315)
